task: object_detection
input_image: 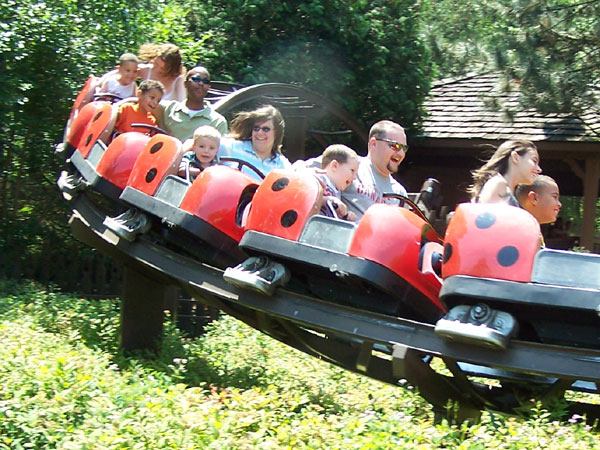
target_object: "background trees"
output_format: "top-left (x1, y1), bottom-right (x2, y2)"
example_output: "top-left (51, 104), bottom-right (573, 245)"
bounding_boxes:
top-left (0, 0), bottom-right (161, 282)
top-left (1, 0), bottom-right (429, 287)
top-left (420, 0), bottom-right (600, 114)
top-left (494, 0), bottom-right (600, 114)
top-left (181, 0), bottom-right (431, 134)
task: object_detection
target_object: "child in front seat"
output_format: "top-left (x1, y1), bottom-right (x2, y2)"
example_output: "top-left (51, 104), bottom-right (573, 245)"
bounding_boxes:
top-left (314, 144), bottom-right (359, 221)
top-left (113, 79), bottom-right (165, 135)
top-left (178, 125), bottom-right (222, 180)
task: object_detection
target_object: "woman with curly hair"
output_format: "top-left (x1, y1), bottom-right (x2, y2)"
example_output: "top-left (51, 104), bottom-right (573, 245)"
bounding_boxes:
top-left (468, 140), bottom-right (542, 205)
top-left (137, 43), bottom-right (186, 102)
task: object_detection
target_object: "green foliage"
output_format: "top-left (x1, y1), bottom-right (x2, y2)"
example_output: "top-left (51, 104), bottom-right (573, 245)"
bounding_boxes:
top-left (0, 280), bottom-right (121, 353)
top-left (181, 0), bottom-right (431, 134)
top-left (419, 0), bottom-right (600, 114)
top-left (1, 282), bottom-right (600, 448)
top-left (554, 195), bottom-right (600, 235)
top-left (419, 0), bottom-right (502, 77)
top-left (492, 0), bottom-right (600, 113)
top-left (0, 0), bottom-right (163, 280)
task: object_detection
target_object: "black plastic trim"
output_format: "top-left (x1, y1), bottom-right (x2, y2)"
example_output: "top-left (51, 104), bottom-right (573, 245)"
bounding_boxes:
top-left (240, 230), bottom-right (444, 322)
top-left (70, 150), bottom-right (122, 200)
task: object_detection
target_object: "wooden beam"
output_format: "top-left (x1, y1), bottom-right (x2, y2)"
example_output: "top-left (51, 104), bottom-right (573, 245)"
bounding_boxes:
top-left (121, 265), bottom-right (176, 351)
top-left (565, 158), bottom-right (585, 180)
top-left (580, 158), bottom-right (600, 251)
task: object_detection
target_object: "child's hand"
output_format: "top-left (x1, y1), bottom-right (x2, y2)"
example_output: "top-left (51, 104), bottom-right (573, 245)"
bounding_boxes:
top-left (330, 199), bottom-right (356, 221)
top-left (328, 198), bottom-right (350, 219)
top-left (332, 199), bottom-right (347, 217)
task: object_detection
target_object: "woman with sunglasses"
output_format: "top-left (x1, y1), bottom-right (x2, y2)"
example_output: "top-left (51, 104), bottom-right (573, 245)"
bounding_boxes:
top-left (218, 105), bottom-right (291, 180)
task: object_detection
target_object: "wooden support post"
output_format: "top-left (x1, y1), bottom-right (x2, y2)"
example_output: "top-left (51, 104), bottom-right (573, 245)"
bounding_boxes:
top-left (120, 265), bottom-right (176, 351)
top-left (580, 158), bottom-right (600, 251)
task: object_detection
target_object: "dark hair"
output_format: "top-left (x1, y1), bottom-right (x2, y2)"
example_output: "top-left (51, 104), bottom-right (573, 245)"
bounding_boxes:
top-left (138, 79), bottom-right (165, 94)
top-left (138, 43), bottom-right (183, 79)
top-left (515, 174), bottom-right (557, 203)
top-left (321, 144), bottom-right (358, 168)
top-left (468, 140), bottom-right (537, 200)
top-left (229, 105), bottom-right (285, 156)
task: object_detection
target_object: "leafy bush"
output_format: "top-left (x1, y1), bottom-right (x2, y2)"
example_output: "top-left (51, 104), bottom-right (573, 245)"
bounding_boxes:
top-left (0, 0), bottom-right (163, 283)
top-left (0, 281), bottom-right (599, 449)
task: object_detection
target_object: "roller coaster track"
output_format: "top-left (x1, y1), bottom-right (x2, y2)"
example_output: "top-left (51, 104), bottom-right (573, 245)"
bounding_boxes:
top-left (68, 191), bottom-right (600, 422)
top-left (61, 81), bottom-right (600, 422)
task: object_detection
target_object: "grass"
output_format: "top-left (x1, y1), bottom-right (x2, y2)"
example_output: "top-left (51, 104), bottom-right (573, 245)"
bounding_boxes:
top-left (0, 280), bottom-right (598, 449)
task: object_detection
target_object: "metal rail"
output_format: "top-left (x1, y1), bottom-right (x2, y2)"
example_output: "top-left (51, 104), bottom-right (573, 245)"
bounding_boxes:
top-left (69, 193), bottom-right (600, 383)
top-left (67, 191), bottom-right (600, 420)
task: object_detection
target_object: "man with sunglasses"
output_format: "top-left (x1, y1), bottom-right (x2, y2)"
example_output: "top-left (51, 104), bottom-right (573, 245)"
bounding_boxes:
top-left (294, 120), bottom-right (409, 219)
top-left (342, 120), bottom-right (409, 217)
top-left (154, 66), bottom-right (228, 141)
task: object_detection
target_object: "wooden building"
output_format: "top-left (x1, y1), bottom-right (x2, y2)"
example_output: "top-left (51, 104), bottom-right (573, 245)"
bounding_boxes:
top-left (400, 72), bottom-right (600, 251)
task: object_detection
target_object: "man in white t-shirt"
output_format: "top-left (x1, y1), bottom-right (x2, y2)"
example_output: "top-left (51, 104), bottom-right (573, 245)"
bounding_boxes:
top-left (342, 120), bottom-right (408, 218)
top-left (293, 120), bottom-right (409, 219)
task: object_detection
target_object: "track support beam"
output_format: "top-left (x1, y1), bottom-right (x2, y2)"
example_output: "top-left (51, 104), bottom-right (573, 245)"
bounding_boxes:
top-left (392, 344), bottom-right (482, 424)
top-left (120, 265), bottom-right (176, 351)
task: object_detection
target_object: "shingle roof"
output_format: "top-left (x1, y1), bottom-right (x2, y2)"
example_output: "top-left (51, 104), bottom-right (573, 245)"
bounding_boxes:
top-left (421, 72), bottom-right (600, 142)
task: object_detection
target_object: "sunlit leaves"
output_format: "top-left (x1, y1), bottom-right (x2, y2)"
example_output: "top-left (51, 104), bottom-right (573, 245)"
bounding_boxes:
top-left (1, 282), bottom-right (599, 448)
top-left (180, 0), bottom-right (431, 134)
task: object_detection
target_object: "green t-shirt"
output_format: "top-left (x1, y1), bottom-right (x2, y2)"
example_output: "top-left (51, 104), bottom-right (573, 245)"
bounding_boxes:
top-left (156, 100), bottom-right (228, 142)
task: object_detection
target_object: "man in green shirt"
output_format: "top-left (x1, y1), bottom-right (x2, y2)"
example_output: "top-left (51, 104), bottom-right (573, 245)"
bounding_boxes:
top-left (155, 66), bottom-right (228, 141)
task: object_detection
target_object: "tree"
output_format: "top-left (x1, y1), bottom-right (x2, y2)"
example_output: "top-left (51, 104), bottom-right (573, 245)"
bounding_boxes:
top-left (180, 0), bottom-right (432, 136)
top-left (419, 0), bottom-right (501, 77)
top-left (0, 0), bottom-right (161, 280)
top-left (492, 0), bottom-right (600, 113)
top-left (419, 0), bottom-right (600, 114)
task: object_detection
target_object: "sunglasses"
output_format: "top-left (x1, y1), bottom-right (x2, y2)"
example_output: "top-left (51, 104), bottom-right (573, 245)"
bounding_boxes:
top-left (189, 75), bottom-right (211, 84)
top-left (252, 126), bottom-right (272, 133)
top-left (376, 137), bottom-right (408, 153)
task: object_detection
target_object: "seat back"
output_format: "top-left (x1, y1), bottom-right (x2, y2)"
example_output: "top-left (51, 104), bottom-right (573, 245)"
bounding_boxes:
top-left (95, 132), bottom-right (152, 190)
top-left (67, 76), bottom-right (98, 123)
top-left (154, 175), bottom-right (191, 207)
top-left (442, 203), bottom-right (541, 282)
top-left (65, 100), bottom-right (106, 151)
top-left (348, 203), bottom-right (445, 309)
top-left (244, 169), bottom-right (322, 241)
top-left (75, 102), bottom-right (114, 159)
top-left (179, 165), bottom-right (259, 241)
top-left (125, 134), bottom-right (183, 196)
